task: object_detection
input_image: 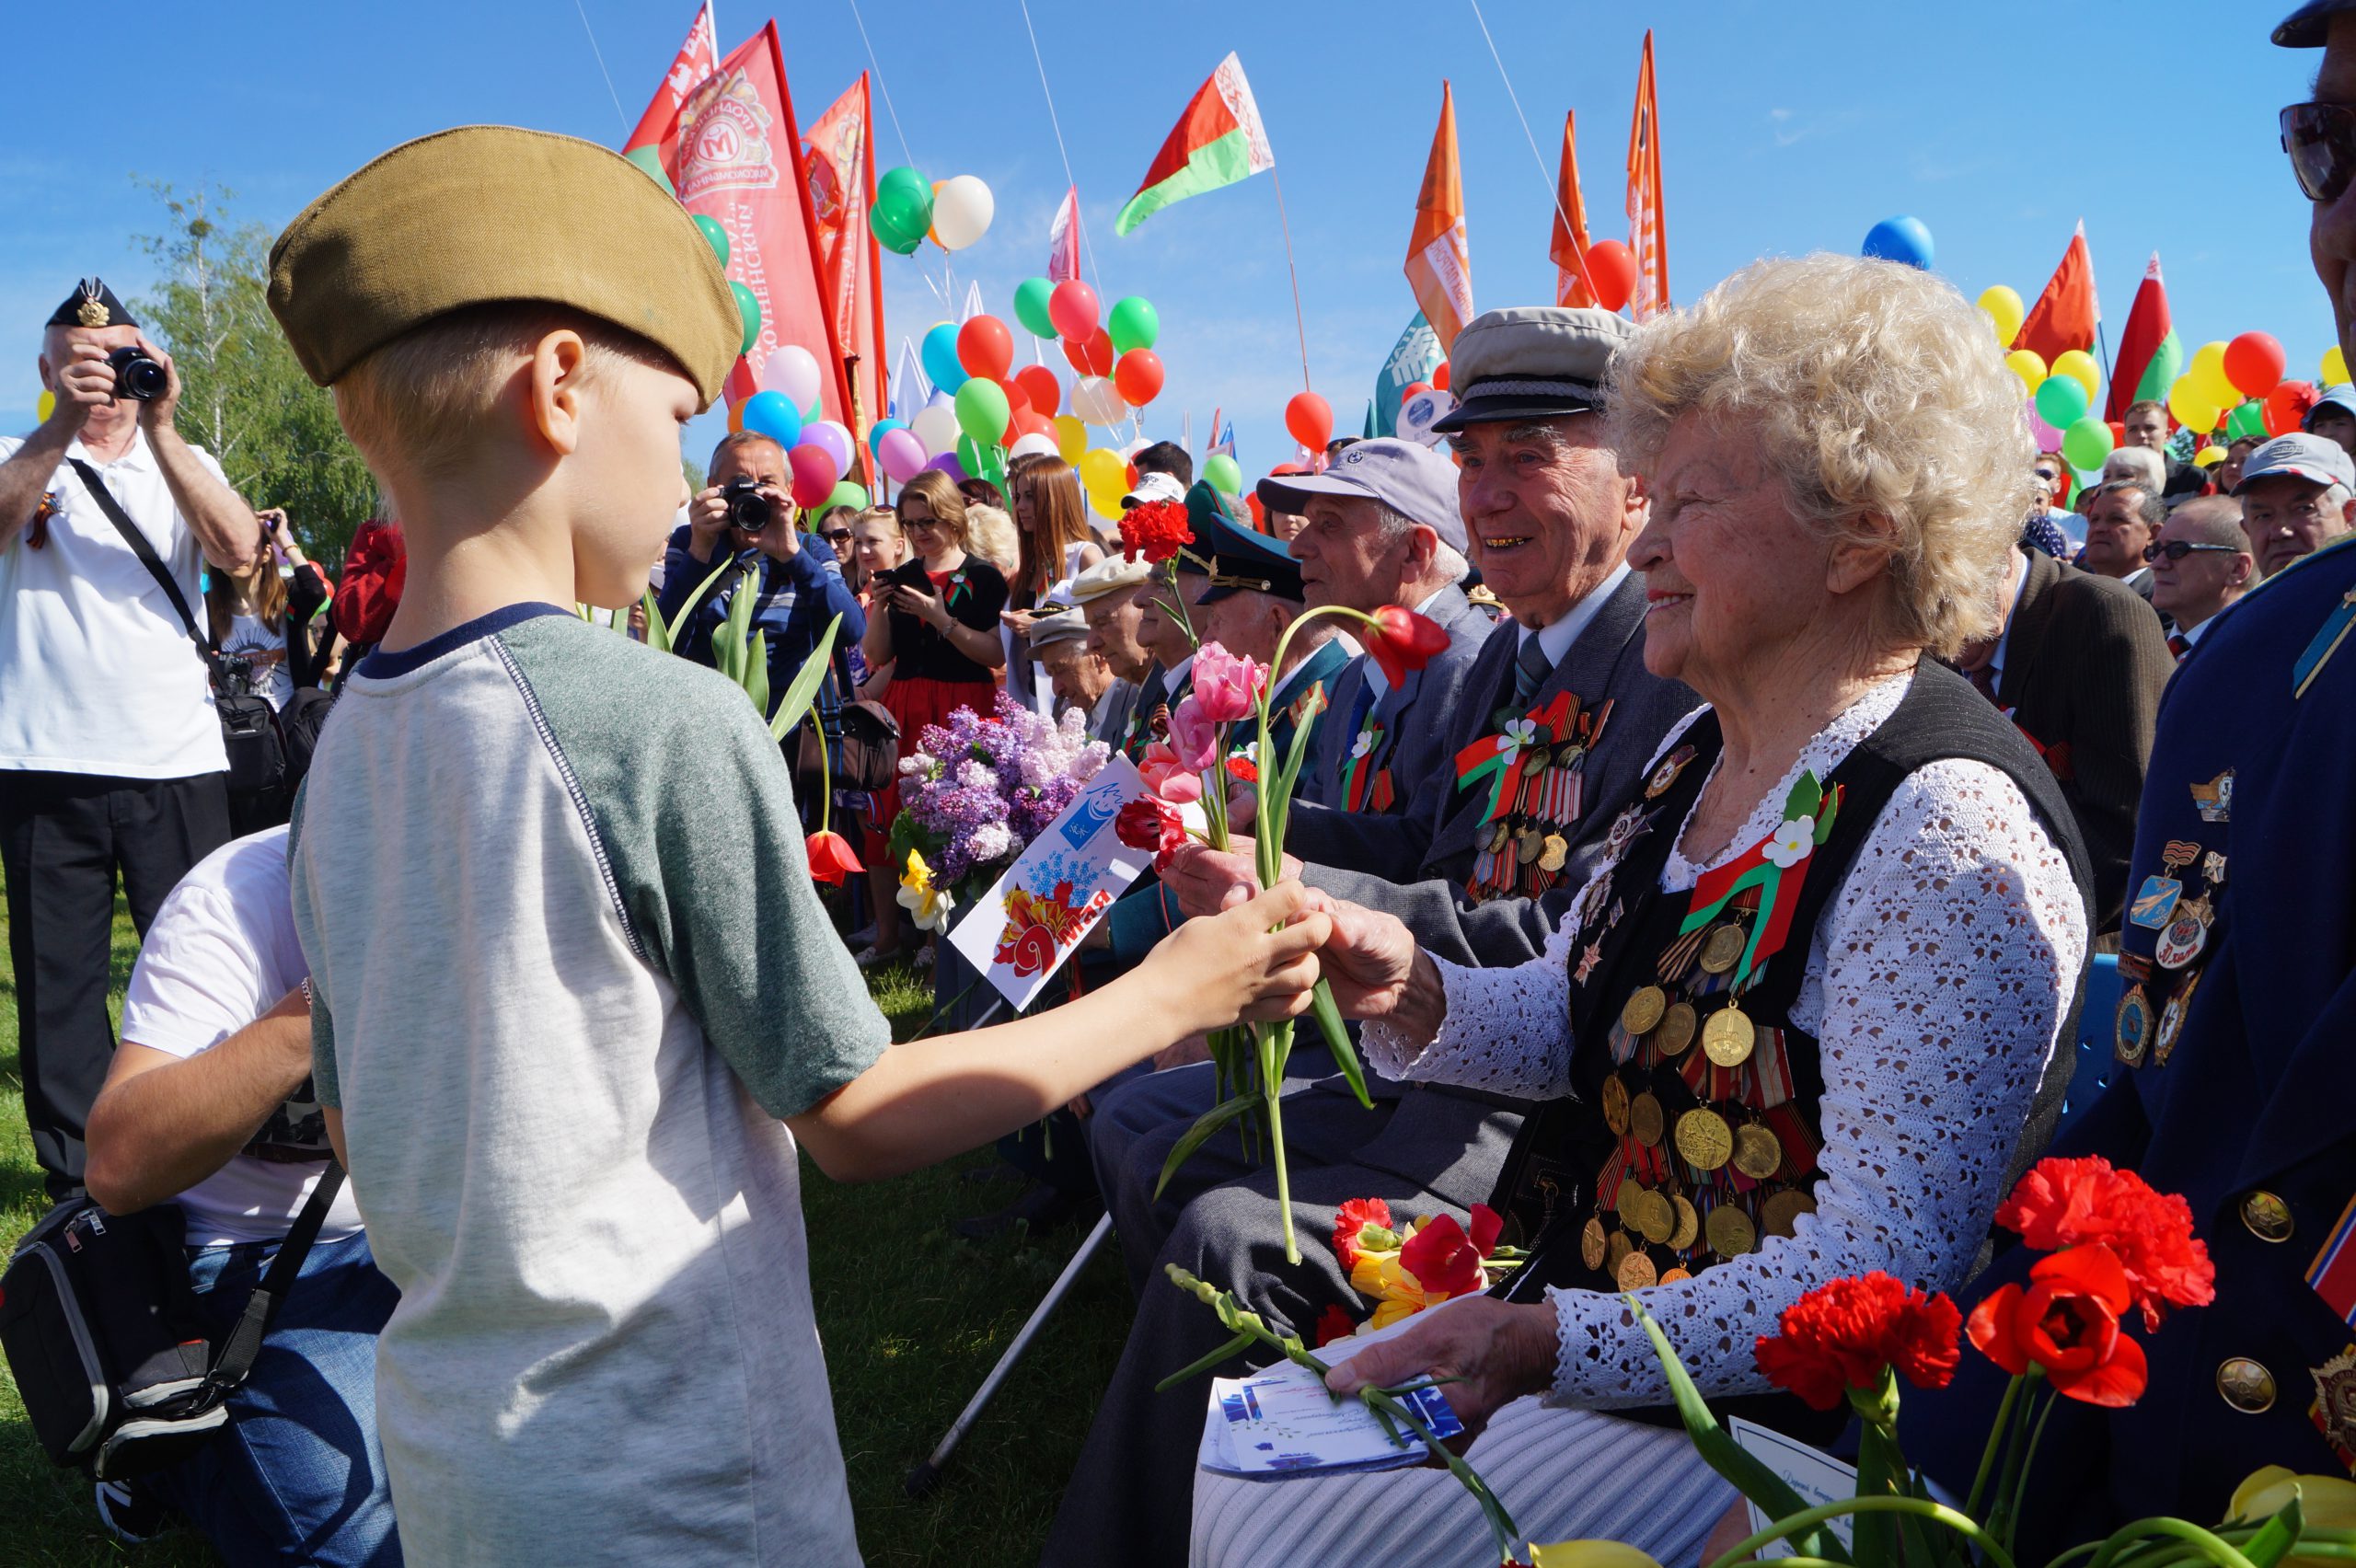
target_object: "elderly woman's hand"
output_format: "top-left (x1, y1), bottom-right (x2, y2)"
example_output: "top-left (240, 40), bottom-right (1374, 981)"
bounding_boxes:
top-left (1322, 1297), bottom-right (1557, 1445)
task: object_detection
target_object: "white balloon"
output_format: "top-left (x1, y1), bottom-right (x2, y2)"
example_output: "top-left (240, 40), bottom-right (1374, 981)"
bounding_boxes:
top-left (768, 345), bottom-right (824, 414)
top-left (911, 403), bottom-right (962, 456)
top-left (1396, 388), bottom-right (1457, 447)
top-left (1008, 432), bottom-right (1061, 460)
top-left (931, 175), bottom-right (995, 251)
top-left (1073, 375), bottom-right (1127, 427)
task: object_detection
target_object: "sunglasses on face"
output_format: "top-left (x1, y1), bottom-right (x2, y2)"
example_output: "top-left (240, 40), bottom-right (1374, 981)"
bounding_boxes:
top-left (2143, 540), bottom-right (2238, 562)
top-left (823, 529), bottom-right (854, 543)
top-left (2284, 102), bottom-right (2356, 202)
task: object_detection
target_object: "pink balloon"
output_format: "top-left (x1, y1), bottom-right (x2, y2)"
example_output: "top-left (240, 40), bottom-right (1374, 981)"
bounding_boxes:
top-left (2023, 398), bottom-right (2062, 451)
top-left (876, 428), bottom-right (926, 484)
top-left (1048, 279), bottom-right (1100, 340)
top-left (804, 419), bottom-right (853, 475)
top-left (789, 443), bottom-right (840, 510)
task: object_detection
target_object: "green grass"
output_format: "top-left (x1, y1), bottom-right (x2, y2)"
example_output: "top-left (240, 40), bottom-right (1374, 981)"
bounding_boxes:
top-left (0, 897), bottom-right (1129, 1565)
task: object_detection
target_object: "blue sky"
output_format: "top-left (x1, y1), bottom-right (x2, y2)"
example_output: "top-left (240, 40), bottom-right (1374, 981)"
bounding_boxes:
top-left (0, 1), bottom-right (2335, 489)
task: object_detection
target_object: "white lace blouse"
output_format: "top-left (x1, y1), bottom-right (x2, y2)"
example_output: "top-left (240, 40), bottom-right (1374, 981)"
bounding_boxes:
top-left (1360, 672), bottom-right (2089, 1409)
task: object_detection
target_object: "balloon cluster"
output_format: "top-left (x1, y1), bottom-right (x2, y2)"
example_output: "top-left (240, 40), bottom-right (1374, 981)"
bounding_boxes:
top-left (870, 167), bottom-right (995, 255)
top-left (728, 344), bottom-right (869, 513)
top-left (2163, 333), bottom-right (2306, 445)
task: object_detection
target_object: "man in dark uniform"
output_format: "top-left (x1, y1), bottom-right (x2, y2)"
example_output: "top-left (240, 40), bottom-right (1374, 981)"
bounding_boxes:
top-left (1913, 2), bottom-right (2356, 1537)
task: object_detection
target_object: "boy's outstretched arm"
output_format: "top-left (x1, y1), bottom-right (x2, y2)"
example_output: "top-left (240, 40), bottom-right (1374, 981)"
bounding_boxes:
top-left (789, 882), bottom-right (1329, 1183)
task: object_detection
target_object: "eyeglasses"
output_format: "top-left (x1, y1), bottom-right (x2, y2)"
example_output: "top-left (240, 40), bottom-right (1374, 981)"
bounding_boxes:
top-left (2283, 102), bottom-right (2356, 202)
top-left (822, 529), bottom-right (854, 543)
top-left (2142, 540), bottom-right (2239, 562)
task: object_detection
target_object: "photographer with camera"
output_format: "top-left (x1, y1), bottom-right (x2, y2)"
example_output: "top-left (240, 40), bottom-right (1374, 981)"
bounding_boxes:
top-left (654, 430), bottom-right (865, 721)
top-left (0, 277), bottom-right (261, 1204)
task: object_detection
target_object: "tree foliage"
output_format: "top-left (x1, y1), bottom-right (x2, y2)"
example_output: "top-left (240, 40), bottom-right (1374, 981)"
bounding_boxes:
top-left (132, 180), bottom-right (377, 574)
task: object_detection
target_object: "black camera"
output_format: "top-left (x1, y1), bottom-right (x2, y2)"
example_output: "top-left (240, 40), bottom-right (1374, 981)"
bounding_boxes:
top-left (722, 476), bottom-right (772, 531)
top-left (106, 346), bottom-right (167, 402)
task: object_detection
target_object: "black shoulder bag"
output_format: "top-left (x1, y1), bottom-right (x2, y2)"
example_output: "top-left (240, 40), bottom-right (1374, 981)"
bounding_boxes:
top-left (0, 1164), bottom-right (346, 1481)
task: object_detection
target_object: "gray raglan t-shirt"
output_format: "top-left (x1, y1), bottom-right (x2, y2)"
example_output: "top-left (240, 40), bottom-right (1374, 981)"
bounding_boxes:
top-left (289, 605), bottom-right (890, 1566)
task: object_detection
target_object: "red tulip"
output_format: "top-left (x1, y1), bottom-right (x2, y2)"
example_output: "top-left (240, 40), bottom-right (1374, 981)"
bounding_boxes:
top-left (1993, 1156), bottom-right (2215, 1330)
top-left (1363, 605), bottom-right (1452, 688)
top-left (1966, 1243), bottom-right (2149, 1407)
top-left (805, 829), bottom-right (864, 886)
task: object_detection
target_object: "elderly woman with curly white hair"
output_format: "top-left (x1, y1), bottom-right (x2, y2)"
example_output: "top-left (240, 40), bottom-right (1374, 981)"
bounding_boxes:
top-left (1185, 254), bottom-right (2096, 1566)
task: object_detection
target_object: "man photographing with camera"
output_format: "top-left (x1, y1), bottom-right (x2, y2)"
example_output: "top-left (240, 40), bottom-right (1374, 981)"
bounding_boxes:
top-left (0, 277), bottom-right (260, 1204)
top-left (655, 429), bottom-right (865, 721)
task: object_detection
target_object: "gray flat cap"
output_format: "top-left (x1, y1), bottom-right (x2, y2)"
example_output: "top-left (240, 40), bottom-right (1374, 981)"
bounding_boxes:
top-left (1254, 437), bottom-right (1467, 549)
top-left (1027, 607), bottom-right (1091, 649)
top-left (1430, 306), bottom-right (1638, 433)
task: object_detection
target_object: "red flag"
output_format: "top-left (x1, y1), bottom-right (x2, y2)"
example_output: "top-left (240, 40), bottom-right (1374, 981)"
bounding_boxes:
top-left (804, 75), bottom-right (886, 471)
top-left (1625, 31), bottom-right (1669, 321)
top-left (1047, 186), bottom-right (1082, 285)
top-left (2107, 253), bottom-right (2177, 422)
top-left (1551, 110), bottom-right (1597, 309)
top-left (1404, 81), bottom-right (1474, 353)
top-left (2019, 221), bottom-right (2101, 369)
top-left (675, 24), bottom-right (849, 422)
top-left (621, 1), bottom-right (719, 180)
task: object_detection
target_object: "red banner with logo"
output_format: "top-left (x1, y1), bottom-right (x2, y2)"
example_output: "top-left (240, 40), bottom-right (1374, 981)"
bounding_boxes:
top-left (621, 0), bottom-right (718, 179)
top-left (804, 75), bottom-right (885, 471)
top-left (675, 22), bottom-right (849, 421)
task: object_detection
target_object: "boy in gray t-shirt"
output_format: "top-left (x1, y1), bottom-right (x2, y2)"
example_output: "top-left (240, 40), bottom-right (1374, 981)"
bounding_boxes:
top-left (269, 126), bottom-right (1329, 1568)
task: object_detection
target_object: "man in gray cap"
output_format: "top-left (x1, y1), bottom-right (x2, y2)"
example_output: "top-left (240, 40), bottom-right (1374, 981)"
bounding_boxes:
top-left (2236, 429), bottom-right (2356, 574)
top-left (1042, 308), bottom-right (1698, 1568)
top-left (1026, 606), bottom-right (1125, 735)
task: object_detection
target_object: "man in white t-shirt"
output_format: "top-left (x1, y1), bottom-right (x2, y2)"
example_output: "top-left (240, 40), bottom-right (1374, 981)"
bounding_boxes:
top-left (0, 277), bottom-right (260, 1202)
top-left (83, 824), bottom-right (398, 1562)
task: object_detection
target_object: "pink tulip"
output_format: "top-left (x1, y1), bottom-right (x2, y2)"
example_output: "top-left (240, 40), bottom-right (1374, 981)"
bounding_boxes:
top-left (1190, 641), bottom-right (1266, 725)
top-left (1168, 695), bottom-right (1220, 773)
top-left (1138, 743), bottom-right (1203, 804)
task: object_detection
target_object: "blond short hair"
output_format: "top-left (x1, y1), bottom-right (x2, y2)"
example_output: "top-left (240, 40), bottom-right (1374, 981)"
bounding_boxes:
top-left (963, 503), bottom-right (1020, 578)
top-left (1606, 254), bottom-right (2038, 658)
top-left (334, 303), bottom-right (672, 484)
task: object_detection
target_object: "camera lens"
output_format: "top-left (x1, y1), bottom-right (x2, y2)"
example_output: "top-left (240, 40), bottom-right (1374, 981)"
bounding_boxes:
top-left (723, 478), bottom-right (770, 530)
top-left (108, 347), bottom-right (167, 401)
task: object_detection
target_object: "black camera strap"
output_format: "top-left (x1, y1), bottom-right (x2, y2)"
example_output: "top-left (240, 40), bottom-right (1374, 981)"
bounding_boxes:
top-left (199, 1160), bottom-right (345, 1403)
top-left (67, 457), bottom-right (220, 672)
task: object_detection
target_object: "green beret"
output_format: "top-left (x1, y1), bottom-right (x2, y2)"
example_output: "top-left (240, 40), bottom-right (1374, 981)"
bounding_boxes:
top-left (267, 125), bottom-right (741, 406)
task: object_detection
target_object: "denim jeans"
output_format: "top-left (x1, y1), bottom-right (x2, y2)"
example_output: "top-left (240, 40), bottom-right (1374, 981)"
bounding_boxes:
top-left (146, 1228), bottom-right (402, 1566)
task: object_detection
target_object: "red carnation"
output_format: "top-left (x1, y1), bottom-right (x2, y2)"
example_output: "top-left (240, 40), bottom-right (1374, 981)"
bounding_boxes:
top-left (1332, 1197), bottom-right (1395, 1271)
top-left (1226, 755), bottom-right (1259, 784)
top-left (1314, 1304), bottom-right (1360, 1348)
top-left (1114, 796), bottom-right (1185, 871)
top-left (1119, 498), bottom-right (1194, 564)
top-left (1362, 605), bottom-right (1452, 689)
top-left (1399, 1205), bottom-right (1504, 1300)
top-left (1995, 1157), bottom-right (2215, 1330)
top-left (1753, 1273), bottom-right (1963, 1412)
top-left (805, 829), bottom-right (864, 886)
top-left (1966, 1243), bottom-right (2149, 1407)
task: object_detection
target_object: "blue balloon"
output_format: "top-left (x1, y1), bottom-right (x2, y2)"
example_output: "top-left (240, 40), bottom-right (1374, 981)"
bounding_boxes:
top-left (1862, 215), bottom-right (1935, 271)
top-left (869, 417), bottom-right (907, 446)
top-left (921, 322), bottom-right (967, 394)
top-left (740, 389), bottom-right (803, 448)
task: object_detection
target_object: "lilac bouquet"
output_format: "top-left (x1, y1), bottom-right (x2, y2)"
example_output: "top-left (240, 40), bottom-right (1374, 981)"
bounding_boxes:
top-left (892, 691), bottom-right (1110, 898)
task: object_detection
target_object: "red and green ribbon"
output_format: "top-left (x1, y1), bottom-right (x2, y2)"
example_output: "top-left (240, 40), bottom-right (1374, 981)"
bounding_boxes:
top-left (1342, 721), bottom-right (1387, 812)
top-left (1675, 771), bottom-right (1842, 991)
top-left (1453, 691), bottom-right (1574, 820)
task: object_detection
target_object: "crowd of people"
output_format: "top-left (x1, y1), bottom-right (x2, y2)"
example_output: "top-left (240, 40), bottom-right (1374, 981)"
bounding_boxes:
top-left (5, 5), bottom-right (2356, 1565)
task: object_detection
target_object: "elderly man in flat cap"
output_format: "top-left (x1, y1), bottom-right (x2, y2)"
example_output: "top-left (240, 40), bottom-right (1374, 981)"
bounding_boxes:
top-left (1043, 308), bottom-right (1698, 1568)
top-left (0, 277), bottom-right (261, 1204)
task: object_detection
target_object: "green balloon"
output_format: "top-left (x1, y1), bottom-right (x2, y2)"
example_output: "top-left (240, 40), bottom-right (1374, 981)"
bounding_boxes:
top-left (870, 203), bottom-right (925, 258)
top-left (825, 479), bottom-right (870, 513)
top-left (2034, 375), bottom-right (2090, 430)
top-left (2226, 400), bottom-right (2268, 442)
top-left (1108, 296), bottom-right (1160, 356)
top-left (693, 214), bottom-right (730, 270)
top-left (1013, 277), bottom-right (1058, 339)
top-left (731, 282), bottom-right (761, 356)
top-left (872, 166), bottom-right (933, 253)
top-left (623, 145), bottom-right (675, 196)
top-left (2060, 415), bottom-right (2114, 472)
top-left (953, 377), bottom-right (1011, 445)
top-left (1203, 454), bottom-right (1243, 495)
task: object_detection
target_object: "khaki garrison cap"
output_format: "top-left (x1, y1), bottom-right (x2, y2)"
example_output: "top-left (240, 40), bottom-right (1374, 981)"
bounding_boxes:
top-left (1068, 553), bottom-right (1152, 604)
top-left (267, 125), bottom-right (742, 406)
top-left (1430, 306), bottom-right (1637, 433)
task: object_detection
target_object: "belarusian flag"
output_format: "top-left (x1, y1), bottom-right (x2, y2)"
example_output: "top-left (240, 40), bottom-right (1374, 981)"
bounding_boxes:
top-left (1114, 52), bottom-right (1275, 236)
top-left (2107, 253), bottom-right (2183, 421)
top-left (2018, 221), bottom-right (2100, 367)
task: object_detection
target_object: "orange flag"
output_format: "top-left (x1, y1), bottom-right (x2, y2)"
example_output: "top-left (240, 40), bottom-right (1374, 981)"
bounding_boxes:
top-left (1404, 81), bottom-right (1474, 353)
top-left (805, 75), bottom-right (887, 474)
top-left (1552, 110), bottom-right (1597, 308)
top-left (2018, 221), bottom-right (2101, 367)
top-left (1625, 31), bottom-right (1669, 321)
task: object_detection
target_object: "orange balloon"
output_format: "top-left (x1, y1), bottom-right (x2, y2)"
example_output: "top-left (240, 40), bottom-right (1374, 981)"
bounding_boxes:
top-left (727, 399), bottom-right (747, 433)
top-left (1014, 363), bottom-right (1060, 416)
top-left (1432, 361), bottom-right (1450, 391)
top-left (1114, 348), bottom-right (1165, 407)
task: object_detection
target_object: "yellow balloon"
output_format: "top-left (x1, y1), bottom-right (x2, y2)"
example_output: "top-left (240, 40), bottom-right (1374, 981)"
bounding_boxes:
top-left (2325, 345), bottom-right (2350, 386)
top-left (2188, 340), bottom-right (2238, 409)
top-left (1085, 481), bottom-right (1125, 521)
top-left (1054, 413), bottom-right (1088, 464)
top-left (2051, 349), bottom-right (2101, 400)
top-left (2168, 377), bottom-right (2221, 436)
top-left (2004, 349), bottom-right (2047, 393)
top-left (1078, 446), bottom-right (1126, 497)
top-left (1978, 285), bottom-right (2026, 349)
top-left (2195, 444), bottom-right (2227, 467)
top-left (36, 389), bottom-right (56, 424)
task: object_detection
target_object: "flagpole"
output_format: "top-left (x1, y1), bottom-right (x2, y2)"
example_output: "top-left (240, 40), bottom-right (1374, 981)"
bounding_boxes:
top-left (1268, 165), bottom-right (1312, 393)
top-left (2097, 320), bottom-right (2115, 384)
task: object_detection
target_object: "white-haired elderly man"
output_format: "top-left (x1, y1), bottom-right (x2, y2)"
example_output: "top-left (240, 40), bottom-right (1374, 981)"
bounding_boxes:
top-left (1026, 605), bottom-right (1126, 737)
top-left (2235, 430), bottom-right (2356, 576)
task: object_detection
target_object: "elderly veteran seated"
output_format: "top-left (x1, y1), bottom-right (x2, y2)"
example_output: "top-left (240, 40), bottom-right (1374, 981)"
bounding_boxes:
top-left (1070, 552), bottom-right (1155, 751)
top-left (1187, 254), bottom-right (2095, 1567)
top-left (1027, 605), bottom-right (1127, 737)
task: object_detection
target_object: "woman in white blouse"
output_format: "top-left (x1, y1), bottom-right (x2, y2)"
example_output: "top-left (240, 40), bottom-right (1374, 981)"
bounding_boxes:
top-left (1191, 255), bottom-right (2093, 1566)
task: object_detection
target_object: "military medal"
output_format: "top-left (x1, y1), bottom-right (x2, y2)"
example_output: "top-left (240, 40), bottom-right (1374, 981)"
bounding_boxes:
top-left (1702, 1005), bottom-right (1756, 1067)
top-left (1634, 1189), bottom-right (1675, 1245)
top-left (1660, 1267), bottom-right (1692, 1284)
top-left (1580, 1215), bottom-right (1609, 1272)
top-left (1629, 1090), bottom-right (1666, 1148)
top-left (2190, 769), bottom-right (2234, 824)
top-left (1617, 1250), bottom-right (1659, 1290)
top-left (2153, 969), bottom-right (2201, 1067)
top-left (1705, 1202), bottom-right (1756, 1257)
top-left (1732, 1122), bottom-right (1784, 1182)
top-left (1676, 1108), bottom-right (1734, 1171)
top-left (1539, 834), bottom-right (1569, 873)
top-left (1621, 986), bottom-right (1668, 1037)
top-left (1606, 1229), bottom-right (1634, 1275)
top-left (1656, 1002), bottom-right (1697, 1057)
top-left (2115, 983), bottom-right (2155, 1067)
top-left (1646, 744), bottom-right (1697, 799)
top-left (2312, 1350), bottom-right (2356, 1473)
top-left (2129, 875), bottom-right (2183, 930)
top-left (1600, 1074), bottom-right (1632, 1136)
top-left (1515, 826), bottom-right (1544, 866)
top-left (1697, 923), bottom-right (1746, 975)
top-left (1575, 942), bottom-right (1602, 985)
top-left (2154, 894), bottom-right (2212, 970)
top-left (1762, 1188), bottom-right (1817, 1238)
top-left (1669, 1194), bottom-right (1700, 1251)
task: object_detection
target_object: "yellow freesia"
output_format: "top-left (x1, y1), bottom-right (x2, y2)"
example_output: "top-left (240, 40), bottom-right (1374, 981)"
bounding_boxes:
top-left (1349, 1242), bottom-right (1461, 1329)
top-left (895, 849), bottom-right (955, 931)
top-left (2229, 1465), bottom-right (2356, 1541)
top-left (1528, 1541), bottom-right (1665, 1568)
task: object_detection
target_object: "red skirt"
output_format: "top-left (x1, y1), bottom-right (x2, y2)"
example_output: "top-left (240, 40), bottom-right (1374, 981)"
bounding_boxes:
top-left (863, 674), bottom-right (999, 859)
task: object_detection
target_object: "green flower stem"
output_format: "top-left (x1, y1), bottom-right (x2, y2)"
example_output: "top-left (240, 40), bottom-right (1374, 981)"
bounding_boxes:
top-left (2003, 1382), bottom-right (2061, 1547)
top-left (1705, 1496), bottom-right (2017, 1568)
top-left (2088, 1522), bottom-right (2263, 1568)
top-left (1984, 1369), bottom-right (2049, 1554)
top-left (1963, 1371), bottom-right (2026, 1522)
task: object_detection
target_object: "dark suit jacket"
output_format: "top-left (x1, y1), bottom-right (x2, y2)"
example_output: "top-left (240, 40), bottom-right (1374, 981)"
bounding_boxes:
top-left (1305, 571), bottom-right (1699, 966)
top-left (1291, 582), bottom-right (1493, 839)
top-left (1996, 548), bottom-right (2174, 928)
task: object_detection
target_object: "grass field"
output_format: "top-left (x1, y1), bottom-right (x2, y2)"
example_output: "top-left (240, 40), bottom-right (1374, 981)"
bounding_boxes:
top-left (0, 894), bottom-right (1131, 1565)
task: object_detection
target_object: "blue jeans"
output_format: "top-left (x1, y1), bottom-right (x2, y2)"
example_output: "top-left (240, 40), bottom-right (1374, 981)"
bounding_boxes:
top-left (146, 1228), bottom-right (402, 1566)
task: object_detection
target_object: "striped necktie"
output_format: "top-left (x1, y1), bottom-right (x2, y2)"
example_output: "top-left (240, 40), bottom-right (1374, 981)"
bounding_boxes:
top-left (1513, 631), bottom-right (1552, 707)
top-left (2167, 632), bottom-right (2191, 662)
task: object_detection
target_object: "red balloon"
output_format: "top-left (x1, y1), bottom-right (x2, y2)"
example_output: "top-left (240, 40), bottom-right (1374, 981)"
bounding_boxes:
top-left (1014, 364), bottom-right (1061, 416)
top-left (956, 315), bottom-right (1013, 381)
top-left (1000, 377), bottom-right (1031, 419)
top-left (2267, 378), bottom-right (2319, 438)
top-left (1269, 462), bottom-right (1309, 477)
top-left (1012, 411), bottom-right (1056, 443)
top-left (1286, 392), bottom-right (1334, 452)
top-left (1049, 279), bottom-right (1100, 340)
top-left (2223, 331), bottom-right (2288, 400)
top-left (1431, 361), bottom-right (1450, 391)
top-left (1125, 461), bottom-right (1141, 491)
top-left (1583, 239), bottom-right (1638, 313)
top-left (2108, 420), bottom-right (2127, 446)
top-left (788, 443), bottom-right (839, 510)
top-left (1114, 348), bottom-right (1165, 407)
top-left (1060, 327), bottom-right (1114, 377)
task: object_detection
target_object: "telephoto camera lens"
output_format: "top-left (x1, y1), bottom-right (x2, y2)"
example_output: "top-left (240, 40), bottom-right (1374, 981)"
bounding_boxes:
top-left (722, 476), bottom-right (771, 531)
top-left (106, 346), bottom-right (168, 401)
